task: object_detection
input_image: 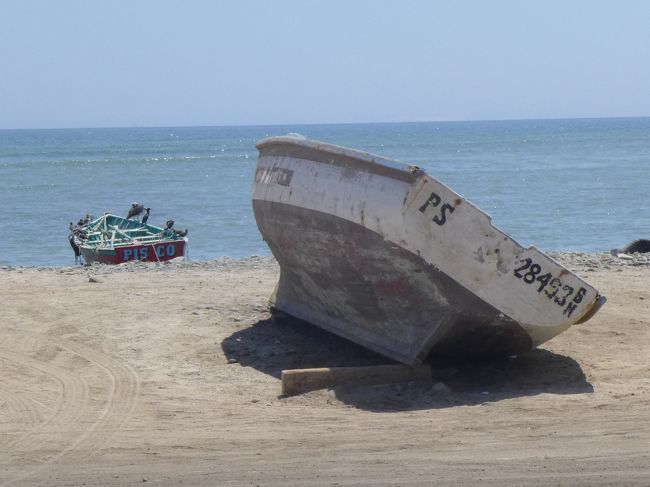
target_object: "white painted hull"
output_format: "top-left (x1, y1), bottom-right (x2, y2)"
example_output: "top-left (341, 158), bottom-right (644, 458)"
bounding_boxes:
top-left (253, 136), bottom-right (605, 364)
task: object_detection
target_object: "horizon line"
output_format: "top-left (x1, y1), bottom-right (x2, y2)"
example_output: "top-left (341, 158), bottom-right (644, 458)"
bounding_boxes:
top-left (1, 114), bottom-right (649, 132)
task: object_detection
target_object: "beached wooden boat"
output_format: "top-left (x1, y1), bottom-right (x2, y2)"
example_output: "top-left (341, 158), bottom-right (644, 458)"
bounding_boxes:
top-left (253, 135), bottom-right (606, 364)
top-left (76, 214), bottom-right (187, 265)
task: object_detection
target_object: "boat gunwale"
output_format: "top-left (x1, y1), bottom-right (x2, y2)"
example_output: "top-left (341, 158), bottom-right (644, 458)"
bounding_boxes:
top-left (256, 136), bottom-right (423, 184)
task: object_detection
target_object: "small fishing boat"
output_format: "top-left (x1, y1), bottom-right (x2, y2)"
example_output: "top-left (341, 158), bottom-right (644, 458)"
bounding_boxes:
top-left (74, 214), bottom-right (187, 265)
top-left (253, 135), bottom-right (606, 364)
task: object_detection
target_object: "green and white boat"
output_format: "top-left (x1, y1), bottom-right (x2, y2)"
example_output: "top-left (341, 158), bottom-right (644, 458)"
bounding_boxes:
top-left (74, 214), bottom-right (187, 265)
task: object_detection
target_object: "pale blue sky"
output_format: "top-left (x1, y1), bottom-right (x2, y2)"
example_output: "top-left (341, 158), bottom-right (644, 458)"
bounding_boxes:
top-left (2, 0), bottom-right (649, 129)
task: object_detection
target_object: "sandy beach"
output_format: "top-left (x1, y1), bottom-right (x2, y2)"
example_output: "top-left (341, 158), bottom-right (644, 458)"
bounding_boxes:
top-left (1, 252), bottom-right (649, 486)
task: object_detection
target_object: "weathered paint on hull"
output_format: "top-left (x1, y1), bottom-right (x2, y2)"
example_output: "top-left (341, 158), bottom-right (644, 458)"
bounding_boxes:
top-left (253, 136), bottom-right (605, 364)
top-left (254, 200), bottom-right (533, 363)
top-left (80, 240), bottom-right (185, 265)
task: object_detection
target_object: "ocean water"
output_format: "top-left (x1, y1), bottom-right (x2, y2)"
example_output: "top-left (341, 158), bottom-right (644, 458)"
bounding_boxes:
top-left (1, 118), bottom-right (649, 267)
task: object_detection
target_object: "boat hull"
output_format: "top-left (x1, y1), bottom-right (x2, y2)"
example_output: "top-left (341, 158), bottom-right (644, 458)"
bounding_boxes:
top-left (253, 136), bottom-right (605, 364)
top-left (254, 200), bottom-right (533, 363)
top-left (80, 239), bottom-right (186, 265)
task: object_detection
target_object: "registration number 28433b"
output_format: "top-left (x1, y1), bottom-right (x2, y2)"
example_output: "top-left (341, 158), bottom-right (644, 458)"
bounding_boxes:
top-left (513, 257), bottom-right (587, 318)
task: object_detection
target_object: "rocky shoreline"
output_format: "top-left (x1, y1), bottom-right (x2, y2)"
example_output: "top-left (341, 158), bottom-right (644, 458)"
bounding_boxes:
top-left (2, 251), bottom-right (649, 275)
top-left (0, 255), bottom-right (279, 275)
top-left (548, 250), bottom-right (650, 271)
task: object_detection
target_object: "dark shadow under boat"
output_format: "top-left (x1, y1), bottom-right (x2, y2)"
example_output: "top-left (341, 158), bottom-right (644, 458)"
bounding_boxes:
top-left (221, 314), bottom-right (593, 412)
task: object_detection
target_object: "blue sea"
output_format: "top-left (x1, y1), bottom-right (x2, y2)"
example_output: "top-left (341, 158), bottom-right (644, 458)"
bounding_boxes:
top-left (1, 118), bottom-right (649, 267)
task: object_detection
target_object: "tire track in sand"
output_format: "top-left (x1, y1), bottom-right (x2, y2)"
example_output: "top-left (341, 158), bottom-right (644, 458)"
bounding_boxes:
top-left (0, 330), bottom-right (140, 486)
top-left (0, 382), bottom-right (44, 436)
top-left (48, 335), bottom-right (141, 459)
top-left (0, 333), bottom-right (88, 454)
top-left (0, 346), bottom-right (90, 443)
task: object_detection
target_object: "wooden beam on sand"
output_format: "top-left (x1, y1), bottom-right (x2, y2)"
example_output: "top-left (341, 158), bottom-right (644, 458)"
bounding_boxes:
top-left (281, 364), bottom-right (434, 396)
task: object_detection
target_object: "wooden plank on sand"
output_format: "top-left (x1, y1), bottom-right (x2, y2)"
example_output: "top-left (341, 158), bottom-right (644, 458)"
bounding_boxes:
top-left (281, 364), bottom-right (433, 396)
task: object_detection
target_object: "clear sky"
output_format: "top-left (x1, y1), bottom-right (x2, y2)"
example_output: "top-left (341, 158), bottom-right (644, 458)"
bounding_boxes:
top-left (2, 0), bottom-right (650, 129)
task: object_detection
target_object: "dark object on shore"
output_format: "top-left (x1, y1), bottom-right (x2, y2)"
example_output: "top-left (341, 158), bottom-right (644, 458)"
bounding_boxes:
top-left (126, 202), bottom-right (145, 220)
top-left (68, 234), bottom-right (82, 265)
top-left (621, 239), bottom-right (650, 254)
top-left (141, 208), bottom-right (151, 224)
top-left (68, 219), bottom-right (89, 265)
